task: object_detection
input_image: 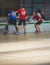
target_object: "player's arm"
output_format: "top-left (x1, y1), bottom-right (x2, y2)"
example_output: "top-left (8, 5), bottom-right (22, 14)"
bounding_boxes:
top-left (15, 11), bottom-right (17, 14)
top-left (8, 13), bottom-right (10, 16)
top-left (15, 9), bottom-right (20, 14)
top-left (8, 11), bottom-right (12, 16)
top-left (30, 11), bottom-right (35, 20)
top-left (29, 15), bottom-right (34, 22)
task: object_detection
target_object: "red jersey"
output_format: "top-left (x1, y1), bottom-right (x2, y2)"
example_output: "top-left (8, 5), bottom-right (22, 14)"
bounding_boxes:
top-left (15, 8), bottom-right (26, 20)
top-left (34, 13), bottom-right (42, 21)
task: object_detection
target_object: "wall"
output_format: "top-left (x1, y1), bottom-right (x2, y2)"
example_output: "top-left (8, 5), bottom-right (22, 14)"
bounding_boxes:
top-left (0, 0), bottom-right (20, 16)
top-left (20, 0), bottom-right (50, 19)
top-left (19, 23), bottom-right (50, 33)
top-left (0, 21), bottom-right (50, 33)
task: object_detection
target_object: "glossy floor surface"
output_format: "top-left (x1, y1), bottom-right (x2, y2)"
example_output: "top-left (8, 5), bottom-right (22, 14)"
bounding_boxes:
top-left (0, 32), bottom-right (50, 65)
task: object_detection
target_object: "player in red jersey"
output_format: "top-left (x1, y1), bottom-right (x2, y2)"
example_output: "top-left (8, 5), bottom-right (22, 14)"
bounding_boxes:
top-left (32, 11), bottom-right (43, 33)
top-left (15, 8), bottom-right (27, 34)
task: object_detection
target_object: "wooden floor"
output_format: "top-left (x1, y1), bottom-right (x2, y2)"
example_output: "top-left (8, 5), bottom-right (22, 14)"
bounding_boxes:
top-left (0, 32), bottom-right (50, 42)
top-left (0, 32), bottom-right (50, 65)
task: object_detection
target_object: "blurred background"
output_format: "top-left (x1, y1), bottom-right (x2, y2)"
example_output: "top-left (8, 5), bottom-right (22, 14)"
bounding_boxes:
top-left (0, 0), bottom-right (50, 19)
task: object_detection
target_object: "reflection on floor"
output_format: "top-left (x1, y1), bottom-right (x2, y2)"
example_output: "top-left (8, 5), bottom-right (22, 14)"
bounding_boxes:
top-left (0, 32), bottom-right (50, 65)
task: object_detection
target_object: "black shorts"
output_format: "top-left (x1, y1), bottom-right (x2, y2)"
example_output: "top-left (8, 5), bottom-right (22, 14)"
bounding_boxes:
top-left (18, 19), bottom-right (26, 26)
top-left (8, 18), bottom-right (16, 25)
top-left (36, 20), bottom-right (42, 25)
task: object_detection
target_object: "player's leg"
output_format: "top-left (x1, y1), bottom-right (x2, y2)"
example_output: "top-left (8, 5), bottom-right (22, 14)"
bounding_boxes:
top-left (13, 20), bottom-right (18, 31)
top-left (3, 24), bottom-right (8, 35)
top-left (37, 20), bottom-right (42, 33)
top-left (37, 24), bottom-right (40, 33)
top-left (12, 20), bottom-right (19, 34)
top-left (23, 20), bottom-right (26, 34)
top-left (34, 23), bottom-right (38, 33)
top-left (8, 19), bottom-right (17, 34)
top-left (15, 25), bottom-right (17, 31)
top-left (17, 19), bottom-right (22, 34)
top-left (35, 20), bottom-right (42, 33)
top-left (3, 18), bottom-right (11, 35)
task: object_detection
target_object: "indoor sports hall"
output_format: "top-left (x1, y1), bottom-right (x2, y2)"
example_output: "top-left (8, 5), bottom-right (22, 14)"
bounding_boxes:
top-left (0, 0), bottom-right (50, 65)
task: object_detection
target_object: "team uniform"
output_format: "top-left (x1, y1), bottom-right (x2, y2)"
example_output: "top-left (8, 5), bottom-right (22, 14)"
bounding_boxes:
top-left (4, 11), bottom-right (17, 35)
top-left (33, 13), bottom-right (42, 25)
top-left (8, 11), bottom-right (17, 25)
top-left (15, 8), bottom-right (26, 25)
top-left (33, 12), bottom-right (43, 33)
top-left (37, 9), bottom-right (45, 20)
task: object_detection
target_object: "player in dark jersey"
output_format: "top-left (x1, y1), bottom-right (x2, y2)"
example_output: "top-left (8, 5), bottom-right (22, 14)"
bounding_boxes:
top-left (32, 11), bottom-right (43, 33)
top-left (37, 8), bottom-right (45, 20)
top-left (15, 8), bottom-right (27, 34)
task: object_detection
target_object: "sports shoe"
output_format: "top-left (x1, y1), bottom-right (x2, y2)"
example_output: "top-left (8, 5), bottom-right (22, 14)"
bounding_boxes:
top-left (15, 32), bottom-right (19, 35)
